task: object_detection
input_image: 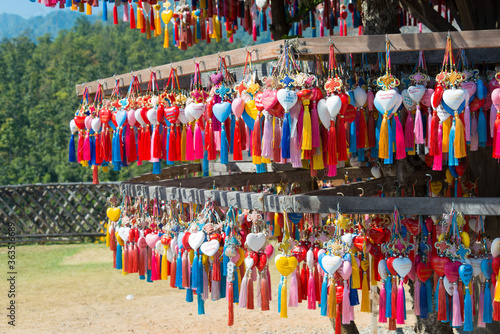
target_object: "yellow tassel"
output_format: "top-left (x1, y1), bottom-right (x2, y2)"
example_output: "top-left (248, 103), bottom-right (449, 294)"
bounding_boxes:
top-left (261, 157), bottom-right (271, 163)
top-left (122, 248), bottom-right (127, 276)
top-left (181, 124), bottom-right (187, 161)
top-left (280, 276), bottom-right (288, 318)
top-left (102, 166), bottom-right (109, 173)
top-left (200, 0), bottom-right (206, 10)
top-left (350, 254), bottom-right (360, 289)
top-left (442, 118), bottom-right (451, 153)
top-left (237, 267), bottom-right (242, 289)
top-left (274, 213), bottom-right (282, 237)
top-left (155, 12), bottom-right (162, 36)
top-left (214, 17), bottom-right (221, 42)
top-left (146, 18), bottom-right (151, 39)
top-left (161, 248), bottom-right (168, 280)
top-left (137, 7), bottom-right (143, 29)
top-left (78, 2), bottom-right (84, 12)
top-left (86, 3), bottom-right (92, 15)
top-left (252, 155), bottom-right (261, 164)
top-left (370, 256), bottom-right (377, 286)
top-left (301, 100), bottom-right (312, 150)
top-left (360, 272), bottom-right (370, 312)
top-left (494, 273), bottom-right (500, 301)
top-left (454, 112), bottom-right (466, 158)
top-left (313, 138), bottom-right (325, 170)
top-left (328, 278), bottom-right (336, 318)
top-left (105, 223), bottom-right (110, 247)
top-left (163, 25), bottom-right (170, 48)
top-left (81, 160), bottom-right (89, 167)
top-left (71, 3), bottom-right (77, 11)
top-left (378, 113), bottom-right (389, 159)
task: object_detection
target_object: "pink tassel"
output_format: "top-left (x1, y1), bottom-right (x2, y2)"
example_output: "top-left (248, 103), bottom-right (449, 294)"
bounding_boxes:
top-left (252, 20), bottom-right (257, 42)
top-left (211, 277), bottom-right (220, 301)
top-left (495, 120), bottom-right (500, 158)
top-left (239, 273), bottom-right (248, 308)
top-left (470, 116), bottom-right (478, 151)
top-left (267, 267), bottom-right (272, 301)
top-left (464, 106), bottom-right (471, 142)
top-left (289, 269), bottom-right (299, 307)
top-left (452, 283), bottom-right (463, 327)
top-left (320, 21), bottom-right (325, 37)
top-left (379, 282), bottom-right (387, 323)
top-left (339, 20), bottom-right (343, 36)
top-left (414, 279), bottom-right (421, 316)
top-left (478, 284), bottom-right (485, 327)
top-left (308, 272), bottom-right (317, 309)
top-left (194, 121), bottom-right (204, 160)
top-left (273, 119), bottom-right (282, 163)
top-left (256, 273), bottom-right (262, 309)
top-left (395, 115), bottom-right (406, 160)
top-left (123, 2), bottom-right (129, 22)
top-left (291, 136), bottom-right (302, 168)
top-left (432, 123), bottom-right (443, 171)
top-left (151, 251), bottom-right (158, 280)
top-left (342, 280), bottom-right (350, 324)
top-left (327, 164), bottom-right (337, 177)
top-left (261, 114), bottom-right (273, 158)
top-left (397, 280), bottom-right (405, 324)
top-left (491, 104), bottom-right (497, 137)
top-left (202, 268), bottom-right (209, 299)
top-left (246, 125), bottom-right (251, 151)
top-left (83, 133), bottom-right (91, 161)
top-left (414, 105), bottom-right (424, 144)
top-left (182, 251), bottom-right (190, 288)
top-left (427, 111), bottom-right (433, 148)
top-left (183, 124), bottom-right (192, 161)
top-left (405, 113), bottom-right (415, 149)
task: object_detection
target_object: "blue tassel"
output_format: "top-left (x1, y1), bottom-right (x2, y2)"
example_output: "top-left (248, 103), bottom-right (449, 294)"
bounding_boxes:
top-left (147, 268), bottom-right (152, 282)
top-left (384, 118), bottom-right (394, 164)
top-left (320, 275), bottom-right (328, 316)
top-left (220, 275), bottom-right (226, 299)
top-left (233, 274), bottom-right (239, 303)
top-left (90, 135), bottom-right (96, 165)
top-left (152, 162), bottom-right (161, 174)
top-left (198, 256), bottom-right (204, 292)
top-left (202, 151), bottom-right (209, 177)
top-left (197, 291), bottom-right (205, 315)
top-left (385, 277), bottom-right (392, 318)
top-left (230, 114), bottom-right (235, 154)
top-left (349, 121), bottom-right (357, 153)
top-left (112, 131), bottom-right (121, 171)
top-left (115, 244), bottom-right (122, 270)
top-left (256, 163), bottom-right (266, 173)
top-left (68, 134), bottom-right (76, 162)
top-left (220, 124), bottom-right (229, 164)
top-left (278, 276), bottom-right (283, 313)
top-left (196, 18), bottom-right (201, 40)
top-left (484, 281), bottom-right (493, 323)
top-left (463, 288), bottom-right (473, 331)
top-left (426, 279), bottom-right (433, 313)
top-left (121, 131), bottom-right (128, 167)
top-left (66, 0), bottom-right (72, 6)
top-left (478, 109), bottom-right (487, 147)
top-left (186, 288), bottom-right (193, 302)
top-left (175, 252), bottom-right (183, 288)
top-left (102, 0), bottom-right (108, 21)
top-left (192, 253), bottom-right (199, 290)
top-left (350, 285), bottom-right (359, 306)
top-left (403, 285), bottom-right (407, 320)
top-left (358, 148), bottom-right (365, 161)
top-left (420, 282), bottom-right (428, 318)
top-left (281, 112), bottom-right (291, 159)
top-left (434, 277), bottom-right (440, 309)
top-left (448, 121), bottom-right (458, 166)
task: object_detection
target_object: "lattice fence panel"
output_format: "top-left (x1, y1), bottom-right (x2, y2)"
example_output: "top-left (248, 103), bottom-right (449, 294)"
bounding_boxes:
top-left (0, 182), bottom-right (120, 243)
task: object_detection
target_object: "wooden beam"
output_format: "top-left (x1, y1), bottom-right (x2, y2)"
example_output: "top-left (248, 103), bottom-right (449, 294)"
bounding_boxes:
top-left (127, 163), bottom-right (202, 183)
top-left (453, 0), bottom-right (478, 30)
top-left (399, 0), bottom-right (457, 32)
top-left (120, 183), bottom-right (500, 216)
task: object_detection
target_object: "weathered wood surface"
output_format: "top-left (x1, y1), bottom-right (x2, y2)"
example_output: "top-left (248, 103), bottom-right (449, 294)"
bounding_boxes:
top-left (0, 182), bottom-right (119, 244)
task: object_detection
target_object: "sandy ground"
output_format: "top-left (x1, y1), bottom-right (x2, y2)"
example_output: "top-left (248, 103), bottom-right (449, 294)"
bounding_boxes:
top-left (0, 244), bottom-right (416, 334)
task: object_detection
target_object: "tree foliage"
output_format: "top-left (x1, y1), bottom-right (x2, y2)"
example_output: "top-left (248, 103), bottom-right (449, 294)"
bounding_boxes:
top-left (0, 17), bottom-right (242, 185)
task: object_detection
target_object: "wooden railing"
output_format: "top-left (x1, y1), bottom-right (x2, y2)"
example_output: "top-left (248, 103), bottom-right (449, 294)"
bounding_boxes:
top-left (0, 182), bottom-right (120, 244)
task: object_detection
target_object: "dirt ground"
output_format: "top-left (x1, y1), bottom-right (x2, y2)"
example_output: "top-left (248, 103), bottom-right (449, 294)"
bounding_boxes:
top-left (0, 243), bottom-right (416, 334)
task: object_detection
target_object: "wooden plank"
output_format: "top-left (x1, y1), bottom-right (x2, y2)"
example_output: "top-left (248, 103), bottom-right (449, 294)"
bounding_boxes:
top-left (454, 0), bottom-right (477, 30)
top-left (127, 163), bottom-right (202, 183)
top-left (399, 0), bottom-right (456, 32)
top-left (0, 233), bottom-right (105, 239)
top-left (298, 30), bottom-right (500, 55)
top-left (75, 40), bottom-right (283, 96)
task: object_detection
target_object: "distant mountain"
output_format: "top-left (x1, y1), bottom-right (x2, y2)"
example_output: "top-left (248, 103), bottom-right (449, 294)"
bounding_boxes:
top-left (0, 10), bottom-right (99, 40)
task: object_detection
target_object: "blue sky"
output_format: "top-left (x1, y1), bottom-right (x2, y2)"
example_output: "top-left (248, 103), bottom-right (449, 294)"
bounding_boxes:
top-left (0, 0), bottom-right (58, 18)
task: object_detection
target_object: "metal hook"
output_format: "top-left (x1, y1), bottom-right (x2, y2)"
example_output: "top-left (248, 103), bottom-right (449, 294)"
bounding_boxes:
top-left (228, 198), bottom-right (237, 207)
top-left (378, 184), bottom-right (384, 192)
top-left (286, 206), bottom-right (294, 213)
top-left (357, 188), bottom-right (364, 197)
top-left (169, 193), bottom-right (176, 201)
top-left (149, 66), bottom-right (152, 72)
top-left (245, 45), bottom-right (249, 53)
top-left (337, 192), bottom-right (344, 196)
top-left (187, 194), bottom-right (194, 202)
top-left (218, 51), bottom-right (221, 57)
top-left (193, 57), bottom-right (196, 64)
top-left (329, 37), bottom-right (332, 45)
top-left (394, 180), bottom-right (401, 189)
top-left (252, 200), bottom-right (263, 211)
top-left (426, 174), bottom-right (433, 182)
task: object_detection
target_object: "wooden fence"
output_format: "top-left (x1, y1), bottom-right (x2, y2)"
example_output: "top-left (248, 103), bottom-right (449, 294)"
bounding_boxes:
top-left (0, 182), bottom-right (120, 244)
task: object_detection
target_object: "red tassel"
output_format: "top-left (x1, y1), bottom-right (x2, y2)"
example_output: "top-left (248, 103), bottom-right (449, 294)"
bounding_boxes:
top-left (261, 271), bottom-right (270, 311)
top-left (301, 264), bottom-right (308, 300)
top-left (240, 118), bottom-right (247, 150)
top-left (233, 119), bottom-right (243, 160)
top-left (391, 277), bottom-right (397, 319)
top-left (138, 247), bottom-right (145, 276)
top-left (493, 112), bottom-right (500, 159)
top-left (438, 278), bottom-right (447, 320)
top-left (141, 11), bottom-right (146, 33)
top-left (137, 127), bottom-right (144, 162)
top-left (252, 114), bottom-right (262, 157)
top-left (357, 109), bottom-right (367, 149)
top-left (175, 124), bottom-right (181, 161)
top-left (328, 120), bottom-right (338, 165)
top-left (127, 126), bottom-right (137, 162)
top-left (430, 110), bottom-right (439, 156)
top-left (336, 117), bottom-right (348, 161)
top-left (143, 126), bottom-right (151, 161)
top-left (273, 119), bottom-right (281, 162)
top-left (212, 250), bottom-right (221, 281)
top-left (92, 165), bottom-right (99, 184)
top-left (228, 282), bottom-right (234, 326)
top-left (247, 271), bottom-right (255, 309)
top-left (206, 121), bottom-right (216, 160)
top-left (113, 5), bottom-right (118, 24)
top-left (95, 133), bottom-right (103, 164)
top-left (335, 301), bottom-right (342, 334)
top-left (367, 113), bottom-right (376, 148)
top-left (130, 4), bottom-right (136, 29)
top-left (296, 268), bottom-right (302, 303)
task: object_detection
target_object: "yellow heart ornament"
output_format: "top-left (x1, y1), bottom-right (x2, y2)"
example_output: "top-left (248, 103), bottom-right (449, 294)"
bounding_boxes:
top-left (276, 256), bottom-right (298, 277)
top-left (106, 207), bottom-right (121, 222)
top-left (161, 9), bottom-right (173, 25)
top-left (430, 181), bottom-right (442, 195)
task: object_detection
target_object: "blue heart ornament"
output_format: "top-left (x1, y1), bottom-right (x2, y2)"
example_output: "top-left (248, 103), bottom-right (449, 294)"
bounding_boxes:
top-left (459, 263), bottom-right (473, 286)
top-left (213, 101), bottom-right (232, 123)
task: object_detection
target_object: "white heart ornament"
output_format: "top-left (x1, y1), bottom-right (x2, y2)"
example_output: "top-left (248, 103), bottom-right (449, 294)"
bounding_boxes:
top-left (246, 232), bottom-right (266, 252)
top-left (255, 0), bottom-right (267, 9)
top-left (443, 276), bottom-right (453, 296)
top-left (401, 89), bottom-right (416, 111)
top-left (378, 259), bottom-right (388, 280)
top-left (491, 238), bottom-right (500, 258)
top-left (469, 258), bottom-right (483, 277)
top-left (317, 99), bottom-right (331, 128)
top-left (437, 105), bottom-right (451, 122)
top-left (354, 87), bottom-right (367, 107)
top-left (468, 218), bottom-right (479, 233)
top-left (321, 255), bottom-right (342, 275)
top-left (200, 239), bottom-right (220, 257)
top-left (145, 233), bottom-right (160, 249)
top-left (442, 89), bottom-right (466, 111)
top-left (166, 246), bottom-right (174, 262)
top-left (391, 93), bottom-right (403, 115)
top-left (91, 118), bottom-right (102, 133)
top-left (155, 240), bottom-right (165, 255)
top-left (393, 257), bottom-right (412, 278)
top-left (135, 108), bottom-right (146, 126)
top-left (341, 233), bottom-right (353, 247)
top-left (69, 120), bottom-right (77, 134)
top-left (326, 95), bottom-right (342, 119)
top-left (118, 226), bottom-right (130, 242)
top-left (188, 231), bottom-right (205, 251)
top-left (307, 249), bottom-right (315, 269)
top-left (407, 85), bottom-right (426, 103)
top-left (245, 256), bottom-right (255, 270)
top-left (177, 108), bottom-right (193, 124)
top-left (277, 88), bottom-right (298, 111)
top-left (375, 89), bottom-right (398, 112)
top-left (185, 103), bottom-right (205, 120)
top-left (147, 108), bottom-right (158, 126)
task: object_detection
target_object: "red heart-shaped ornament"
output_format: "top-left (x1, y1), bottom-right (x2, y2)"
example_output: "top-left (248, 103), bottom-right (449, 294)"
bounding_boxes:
top-left (432, 85), bottom-right (444, 107)
top-left (492, 257), bottom-right (500, 276)
top-left (416, 262), bottom-right (433, 282)
top-left (368, 228), bottom-right (390, 244)
top-left (181, 232), bottom-right (192, 251)
top-left (256, 252), bottom-right (267, 271)
top-left (431, 256), bottom-right (450, 277)
top-left (386, 257), bottom-right (398, 276)
top-left (353, 236), bottom-right (365, 251)
top-left (74, 115), bottom-right (86, 130)
top-left (268, 102), bottom-right (284, 118)
top-left (141, 107), bottom-right (150, 125)
top-left (164, 106), bottom-right (180, 124)
top-left (99, 109), bottom-right (111, 124)
top-left (444, 261), bottom-right (461, 283)
top-left (261, 90), bottom-right (278, 111)
top-left (254, 92), bottom-right (264, 112)
top-left (402, 218), bottom-right (420, 236)
top-left (297, 89), bottom-right (314, 101)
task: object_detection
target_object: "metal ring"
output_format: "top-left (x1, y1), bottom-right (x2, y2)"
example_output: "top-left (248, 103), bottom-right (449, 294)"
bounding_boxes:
top-left (187, 194), bottom-right (194, 202)
top-left (193, 57), bottom-right (196, 64)
top-left (228, 198), bottom-right (237, 207)
top-left (169, 193), bottom-right (176, 200)
top-left (252, 200), bottom-right (263, 211)
top-left (426, 174), bottom-right (432, 182)
top-left (357, 188), bottom-right (364, 197)
top-left (378, 184), bottom-right (384, 192)
top-left (337, 192), bottom-right (344, 196)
